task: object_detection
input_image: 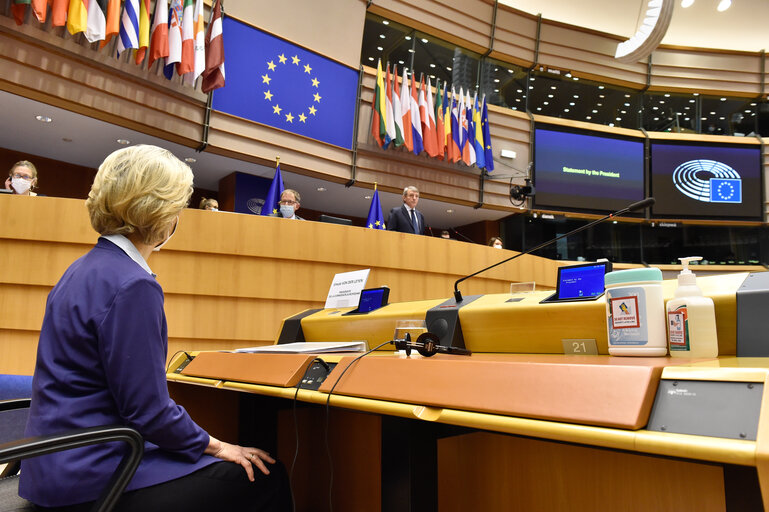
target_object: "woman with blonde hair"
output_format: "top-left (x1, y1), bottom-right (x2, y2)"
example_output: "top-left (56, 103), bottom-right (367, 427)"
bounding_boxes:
top-left (5, 160), bottom-right (39, 195)
top-left (20, 145), bottom-right (291, 511)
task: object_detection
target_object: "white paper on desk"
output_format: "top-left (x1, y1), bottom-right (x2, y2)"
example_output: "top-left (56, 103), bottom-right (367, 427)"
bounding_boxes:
top-left (324, 269), bottom-right (370, 309)
top-left (234, 341), bottom-right (367, 354)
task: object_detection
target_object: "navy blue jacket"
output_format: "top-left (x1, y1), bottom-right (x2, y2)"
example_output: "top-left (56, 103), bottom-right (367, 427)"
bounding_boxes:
top-left (386, 205), bottom-right (426, 235)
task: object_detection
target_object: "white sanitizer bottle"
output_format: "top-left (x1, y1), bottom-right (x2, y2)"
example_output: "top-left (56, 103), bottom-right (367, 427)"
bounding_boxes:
top-left (666, 256), bottom-right (718, 358)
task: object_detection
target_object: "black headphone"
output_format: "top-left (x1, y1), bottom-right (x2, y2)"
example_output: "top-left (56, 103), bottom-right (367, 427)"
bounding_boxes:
top-left (391, 332), bottom-right (472, 357)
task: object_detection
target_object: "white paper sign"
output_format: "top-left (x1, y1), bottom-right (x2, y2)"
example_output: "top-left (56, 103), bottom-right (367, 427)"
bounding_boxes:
top-left (324, 269), bottom-right (370, 309)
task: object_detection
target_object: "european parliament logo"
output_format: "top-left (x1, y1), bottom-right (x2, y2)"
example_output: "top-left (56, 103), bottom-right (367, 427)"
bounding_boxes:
top-left (212, 18), bottom-right (359, 150)
top-left (672, 159), bottom-right (742, 204)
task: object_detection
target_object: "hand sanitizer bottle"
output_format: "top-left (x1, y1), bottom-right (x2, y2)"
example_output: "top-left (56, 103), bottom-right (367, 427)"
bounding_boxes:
top-left (666, 257), bottom-right (718, 358)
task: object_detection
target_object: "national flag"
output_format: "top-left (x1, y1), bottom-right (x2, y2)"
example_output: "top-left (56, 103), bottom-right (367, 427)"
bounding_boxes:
top-left (457, 87), bottom-right (466, 154)
top-left (370, 59), bottom-right (386, 148)
top-left (434, 79), bottom-right (445, 159)
top-left (410, 72), bottom-right (423, 156)
top-left (260, 162), bottom-right (285, 216)
top-left (51, 0), bottom-right (68, 26)
top-left (190, 0), bottom-right (205, 82)
top-left (11, 0), bottom-right (29, 25)
top-left (201, 0), bottom-right (225, 93)
top-left (148, 0), bottom-right (169, 67)
top-left (99, 0), bottom-right (120, 48)
top-left (164, 0), bottom-right (183, 79)
top-left (399, 66), bottom-right (413, 152)
top-left (462, 91), bottom-right (476, 166)
top-left (366, 187), bottom-right (386, 230)
top-left (442, 82), bottom-right (452, 160)
top-left (178, 0), bottom-right (194, 75)
top-left (481, 96), bottom-right (494, 171)
top-left (117, 0), bottom-right (139, 56)
top-left (84, 0), bottom-right (107, 43)
top-left (67, 0), bottom-right (88, 35)
top-left (391, 64), bottom-right (405, 148)
top-left (419, 76), bottom-right (436, 157)
top-left (449, 87), bottom-right (461, 163)
top-left (425, 77), bottom-right (438, 158)
top-left (383, 64), bottom-right (396, 148)
top-left (31, 0), bottom-right (47, 22)
top-left (473, 94), bottom-right (485, 169)
top-left (134, 0), bottom-right (150, 64)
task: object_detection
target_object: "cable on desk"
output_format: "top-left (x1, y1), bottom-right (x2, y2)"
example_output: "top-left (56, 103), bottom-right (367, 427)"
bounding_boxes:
top-left (165, 350), bottom-right (192, 372)
top-left (324, 340), bottom-right (390, 512)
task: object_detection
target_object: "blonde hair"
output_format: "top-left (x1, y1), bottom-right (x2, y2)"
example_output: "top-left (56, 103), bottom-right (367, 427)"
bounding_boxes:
top-left (86, 145), bottom-right (193, 245)
top-left (10, 161), bottom-right (38, 188)
top-left (281, 189), bottom-right (301, 203)
top-left (199, 197), bottom-right (218, 210)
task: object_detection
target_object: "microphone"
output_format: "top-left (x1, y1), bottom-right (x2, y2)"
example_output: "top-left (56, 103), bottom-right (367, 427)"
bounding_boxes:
top-left (427, 225), bottom-right (434, 236)
top-left (391, 332), bottom-right (472, 357)
top-left (451, 228), bottom-right (474, 243)
top-left (453, 197), bottom-right (655, 302)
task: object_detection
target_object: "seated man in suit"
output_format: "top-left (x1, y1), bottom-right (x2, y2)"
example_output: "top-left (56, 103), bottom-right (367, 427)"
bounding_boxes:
top-left (275, 189), bottom-right (304, 220)
top-left (387, 186), bottom-right (425, 235)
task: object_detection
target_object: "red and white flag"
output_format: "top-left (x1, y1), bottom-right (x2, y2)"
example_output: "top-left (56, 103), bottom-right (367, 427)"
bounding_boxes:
top-left (148, 0), bottom-right (169, 68)
top-left (201, 0), bottom-right (225, 93)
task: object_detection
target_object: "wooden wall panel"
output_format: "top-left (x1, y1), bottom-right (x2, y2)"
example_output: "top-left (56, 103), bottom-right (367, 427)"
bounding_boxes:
top-left (490, 6), bottom-right (538, 66)
top-left (0, 195), bottom-right (558, 374)
top-left (650, 48), bottom-right (763, 96)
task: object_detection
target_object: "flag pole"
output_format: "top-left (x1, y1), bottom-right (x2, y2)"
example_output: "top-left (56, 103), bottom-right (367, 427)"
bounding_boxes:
top-left (276, 156), bottom-right (280, 166)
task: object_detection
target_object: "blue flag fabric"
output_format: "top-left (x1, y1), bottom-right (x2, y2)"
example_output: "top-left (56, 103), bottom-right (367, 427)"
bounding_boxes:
top-left (261, 163), bottom-right (285, 216)
top-left (213, 18), bottom-right (359, 150)
top-left (366, 189), bottom-right (386, 229)
top-left (481, 97), bottom-right (494, 172)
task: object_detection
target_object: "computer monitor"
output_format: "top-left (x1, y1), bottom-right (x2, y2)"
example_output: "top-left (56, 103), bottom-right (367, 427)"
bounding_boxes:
top-left (319, 214), bottom-right (353, 226)
top-left (342, 287), bottom-right (390, 315)
top-left (541, 261), bottom-right (613, 303)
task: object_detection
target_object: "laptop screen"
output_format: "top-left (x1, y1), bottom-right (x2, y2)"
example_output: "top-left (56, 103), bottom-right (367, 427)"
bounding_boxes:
top-left (556, 262), bottom-right (610, 300)
top-left (357, 287), bottom-right (389, 313)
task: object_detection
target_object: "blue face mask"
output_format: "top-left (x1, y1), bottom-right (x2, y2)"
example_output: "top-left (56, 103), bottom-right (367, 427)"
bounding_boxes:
top-left (280, 204), bottom-right (295, 218)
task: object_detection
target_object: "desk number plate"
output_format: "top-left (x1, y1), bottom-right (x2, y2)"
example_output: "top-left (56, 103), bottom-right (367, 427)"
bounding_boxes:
top-left (562, 339), bottom-right (598, 355)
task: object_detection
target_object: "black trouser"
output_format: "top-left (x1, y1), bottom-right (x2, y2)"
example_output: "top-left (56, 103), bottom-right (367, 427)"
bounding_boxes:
top-left (40, 461), bottom-right (293, 512)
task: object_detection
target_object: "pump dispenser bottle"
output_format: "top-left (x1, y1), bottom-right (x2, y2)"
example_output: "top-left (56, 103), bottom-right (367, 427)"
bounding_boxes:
top-left (666, 256), bottom-right (718, 357)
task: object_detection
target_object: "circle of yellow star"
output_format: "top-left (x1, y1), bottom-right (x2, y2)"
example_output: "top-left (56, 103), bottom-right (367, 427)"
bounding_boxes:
top-left (291, 55), bottom-right (300, 65)
top-left (267, 61), bottom-right (276, 71)
top-left (278, 54), bottom-right (287, 64)
top-left (264, 90), bottom-right (273, 101)
top-left (308, 106), bottom-right (317, 115)
top-left (311, 78), bottom-right (319, 87)
top-left (298, 113), bottom-right (307, 123)
top-left (313, 93), bottom-right (321, 103)
top-left (285, 113), bottom-right (294, 123)
top-left (262, 74), bottom-right (271, 84)
top-left (304, 64), bottom-right (312, 74)
top-left (272, 105), bottom-right (282, 115)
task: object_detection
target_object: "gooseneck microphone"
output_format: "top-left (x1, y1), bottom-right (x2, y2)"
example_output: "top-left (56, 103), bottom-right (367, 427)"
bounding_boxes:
top-left (451, 228), bottom-right (474, 243)
top-left (453, 197), bottom-right (655, 302)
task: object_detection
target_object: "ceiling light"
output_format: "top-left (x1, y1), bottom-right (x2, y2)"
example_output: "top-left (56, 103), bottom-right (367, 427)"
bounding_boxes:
top-left (693, 93), bottom-right (699, 96)
top-left (664, 93), bottom-right (670, 97)
top-left (572, 77), bottom-right (579, 81)
top-left (116, 139), bottom-right (130, 145)
top-left (543, 101), bottom-right (549, 105)
top-left (717, 0), bottom-right (730, 11)
top-left (364, 195), bottom-right (372, 199)
top-left (316, 187), bottom-right (326, 192)
top-left (598, 86), bottom-right (605, 90)
top-left (550, 86), bottom-right (557, 90)
top-left (35, 115), bottom-right (52, 123)
top-left (494, 79), bottom-right (500, 83)
top-left (429, 63), bottom-right (435, 68)
top-left (184, 157), bottom-right (196, 163)
top-left (720, 97), bottom-right (727, 101)
top-left (681, 0), bottom-right (694, 6)
top-left (508, 69), bottom-right (514, 74)
top-left (536, 107), bottom-right (542, 111)
top-left (382, 20), bottom-right (389, 25)
top-left (446, 66), bottom-right (452, 71)
top-left (446, 209), bottom-right (454, 213)
top-left (586, 116), bottom-right (592, 120)
top-left (398, 60), bottom-right (404, 65)
top-left (548, 94), bottom-right (554, 98)
top-left (376, 46), bottom-right (383, 51)
top-left (368, 57), bottom-right (374, 61)
top-left (421, 38), bottom-right (428, 43)
top-left (380, 34), bottom-right (386, 39)
top-left (615, 0), bottom-right (674, 63)
top-left (404, 35), bottom-right (411, 40)
top-left (569, 102), bottom-right (575, 106)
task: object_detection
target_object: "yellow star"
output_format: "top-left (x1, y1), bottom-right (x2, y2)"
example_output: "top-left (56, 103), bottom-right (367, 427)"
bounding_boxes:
top-left (304, 64), bottom-right (312, 74)
top-left (264, 90), bottom-right (273, 101)
top-left (267, 60), bottom-right (276, 71)
top-left (311, 78), bottom-right (319, 87)
top-left (292, 55), bottom-right (300, 65)
top-left (278, 54), bottom-right (287, 64)
top-left (273, 104), bottom-right (282, 115)
top-left (298, 113), bottom-right (307, 123)
top-left (486, 144), bottom-right (491, 149)
top-left (285, 113), bottom-right (294, 123)
top-left (313, 93), bottom-right (321, 103)
top-left (273, 208), bottom-right (278, 214)
top-left (368, 223), bottom-right (373, 228)
top-left (375, 220), bottom-right (381, 226)
top-left (261, 74), bottom-right (271, 84)
top-left (308, 106), bottom-right (317, 115)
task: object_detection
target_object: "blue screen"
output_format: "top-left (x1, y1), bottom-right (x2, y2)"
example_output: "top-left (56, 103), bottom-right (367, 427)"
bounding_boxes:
top-left (650, 142), bottom-right (761, 219)
top-left (557, 264), bottom-right (607, 299)
top-left (534, 126), bottom-right (645, 212)
top-left (358, 289), bottom-right (385, 313)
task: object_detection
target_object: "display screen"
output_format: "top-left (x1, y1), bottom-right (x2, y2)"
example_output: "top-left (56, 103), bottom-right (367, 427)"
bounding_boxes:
top-left (357, 288), bottom-right (388, 313)
top-left (533, 125), bottom-right (645, 212)
top-left (557, 262), bottom-right (609, 300)
top-left (650, 142), bottom-right (762, 219)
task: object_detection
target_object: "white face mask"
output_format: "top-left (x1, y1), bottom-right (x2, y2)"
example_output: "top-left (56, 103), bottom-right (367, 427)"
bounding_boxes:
top-left (279, 204), bottom-right (295, 218)
top-left (11, 177), bottom-right (32, 195)
top-left (153, 217), bottom-right (179, 252)
top-left (493, 244), bottom-right (503, 249)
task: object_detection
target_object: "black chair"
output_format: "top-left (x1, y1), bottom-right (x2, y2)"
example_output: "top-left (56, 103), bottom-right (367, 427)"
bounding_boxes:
top-left (0, 399), bottom-right (144, 512)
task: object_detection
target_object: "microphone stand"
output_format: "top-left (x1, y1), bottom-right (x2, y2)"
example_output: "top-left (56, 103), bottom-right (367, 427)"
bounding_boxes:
top-left (453, 198), bottom-right (655, 302)
top-left (451, 228), bottom-right (474, 243)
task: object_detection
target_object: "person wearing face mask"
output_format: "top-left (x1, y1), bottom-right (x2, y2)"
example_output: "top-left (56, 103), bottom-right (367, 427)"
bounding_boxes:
top-left (387, 185), bottom-right (426, 235)
top-left (4, 160), bottom-right (39, 196)
top-left (20, 145), bottom-right (292, 512)
top-left (274, 189), bottom-right (303, 220)
top-left (199, 197), bottom-right (219, 211)
top-left (489, 237), bottom-right (504, 249)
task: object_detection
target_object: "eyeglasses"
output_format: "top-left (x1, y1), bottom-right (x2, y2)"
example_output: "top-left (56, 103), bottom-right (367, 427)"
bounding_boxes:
top-left (278, 200), bottom-right (297, 205)
top-left (11, 173), bottom-right (33, 181)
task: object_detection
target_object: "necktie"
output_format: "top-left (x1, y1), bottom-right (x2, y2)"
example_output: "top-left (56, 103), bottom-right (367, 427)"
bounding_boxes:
top-left (410, 209), bottom-right (418, 233)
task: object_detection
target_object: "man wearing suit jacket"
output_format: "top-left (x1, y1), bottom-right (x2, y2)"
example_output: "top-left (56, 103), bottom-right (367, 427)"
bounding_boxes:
top-left (387, 186), bottom-right (426, 235)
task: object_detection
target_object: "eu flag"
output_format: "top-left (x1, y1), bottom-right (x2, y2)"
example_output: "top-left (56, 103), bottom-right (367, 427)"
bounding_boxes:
top-left (710, 178), bottom-right (741, 203)
top-left (366, 189), bottom-right (385, 230)
top-left (212, 18), bottom-right (359, 150)
top-left (261, 163), bottom-right (285, 216)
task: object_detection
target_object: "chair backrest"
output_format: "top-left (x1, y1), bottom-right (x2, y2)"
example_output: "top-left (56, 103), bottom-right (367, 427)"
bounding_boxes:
top-left (0, 376), bottom-right (33, 401)
top-left (0, 399), bottom-right (33, 511)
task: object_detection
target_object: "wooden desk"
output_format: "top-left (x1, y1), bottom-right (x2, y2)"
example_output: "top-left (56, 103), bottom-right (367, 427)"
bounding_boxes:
top-left (168, 351), bottom-right (768, 512)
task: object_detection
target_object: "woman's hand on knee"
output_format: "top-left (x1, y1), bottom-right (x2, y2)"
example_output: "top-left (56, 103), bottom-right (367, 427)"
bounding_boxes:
top-left (206, 436), bottom-right (275, 481)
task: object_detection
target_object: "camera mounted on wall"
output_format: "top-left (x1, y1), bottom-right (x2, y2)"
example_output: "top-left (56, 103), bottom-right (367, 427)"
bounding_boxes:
top-left (510, 178), bottom-right (535, 205)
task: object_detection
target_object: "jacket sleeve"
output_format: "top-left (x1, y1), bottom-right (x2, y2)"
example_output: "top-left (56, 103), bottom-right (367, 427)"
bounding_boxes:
top-left (97, 277), bottom-right (209, 461)
top-left (386, 208), bottom-right (399, 231)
